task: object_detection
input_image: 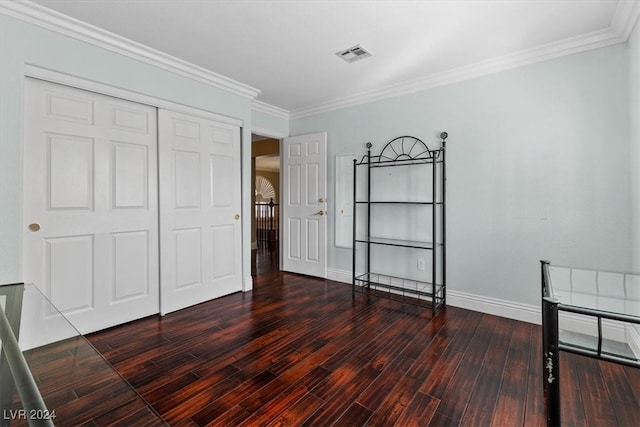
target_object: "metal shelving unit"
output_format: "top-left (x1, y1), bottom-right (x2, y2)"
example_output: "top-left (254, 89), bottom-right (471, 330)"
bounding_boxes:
top-left (352, 133), bottom-right (448, 314)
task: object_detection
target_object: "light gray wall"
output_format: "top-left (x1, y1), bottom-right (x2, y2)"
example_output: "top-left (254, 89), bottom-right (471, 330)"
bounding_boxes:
top-left (291, 43), bottom-right (633, 306)
top-left (252, 109), bottom-right (289, 138)
top-left (0, 15), bottom-right (255, 284)
top-left (629, 22), bottom-right (640, 273)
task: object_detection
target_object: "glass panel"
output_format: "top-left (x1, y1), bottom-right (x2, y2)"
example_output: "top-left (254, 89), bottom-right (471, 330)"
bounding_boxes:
top-left (0, 283), bottom-right (165, 425)
top-left (548, 265), bottom-right (640, 318)
top-left (547, 265), bottom-right (640, 363)
top-left (558, 311), bottom-right (598, 352)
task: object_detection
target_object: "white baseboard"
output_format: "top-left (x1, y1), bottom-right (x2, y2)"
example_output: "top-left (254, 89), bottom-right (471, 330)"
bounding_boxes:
top-left (446, 289), bottom-right (541, 324)
top-left (628, 325), bottom-right (640, 358)
top-left (327, 268), bottom-right (352, 284)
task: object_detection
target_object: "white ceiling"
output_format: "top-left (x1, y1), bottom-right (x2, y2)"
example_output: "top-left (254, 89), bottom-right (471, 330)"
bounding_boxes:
top-left (24, 1), bottom-right (640, 116)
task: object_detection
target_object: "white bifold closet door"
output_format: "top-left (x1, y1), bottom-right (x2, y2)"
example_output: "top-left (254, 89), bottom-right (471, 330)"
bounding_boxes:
top-left (158, 109), bottom-right (242, 315)
top-left (23, 79), bottom-right (243, 341)
top-left (22, 78), bottom-right (160, 335)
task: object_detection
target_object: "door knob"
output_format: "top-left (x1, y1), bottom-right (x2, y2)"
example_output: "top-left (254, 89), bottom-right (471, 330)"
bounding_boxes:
top-left (314, 210), bottom-right (326, 216)
top-left (234, 214), bottom-right (240, 220)
top-left (28, 223), bottom-right (41, 232)
top-left (319, 198), bottom-right (326, 203)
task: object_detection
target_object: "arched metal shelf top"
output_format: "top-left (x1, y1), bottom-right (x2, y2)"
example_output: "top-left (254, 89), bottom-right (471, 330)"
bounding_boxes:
top-left (358, 132), bottom-right (448, 165)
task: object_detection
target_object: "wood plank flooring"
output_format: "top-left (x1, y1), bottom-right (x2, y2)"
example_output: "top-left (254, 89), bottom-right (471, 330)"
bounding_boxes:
top-left (16, 246), bottom-right (640, 426)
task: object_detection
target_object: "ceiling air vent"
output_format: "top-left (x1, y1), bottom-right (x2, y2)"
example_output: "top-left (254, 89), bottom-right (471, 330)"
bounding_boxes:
top-left (335, 44), bottom-right (372, 63)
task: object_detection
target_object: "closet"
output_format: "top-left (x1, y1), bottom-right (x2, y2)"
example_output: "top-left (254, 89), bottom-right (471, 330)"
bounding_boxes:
top-left (22, 77), bottom-right (242, 334)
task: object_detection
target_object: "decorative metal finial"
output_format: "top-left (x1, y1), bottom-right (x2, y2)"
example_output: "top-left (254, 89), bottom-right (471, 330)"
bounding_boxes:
top-left (365, 142), bottom-right (372, 149)
top-left (440, 131), bottom-right (448, 140)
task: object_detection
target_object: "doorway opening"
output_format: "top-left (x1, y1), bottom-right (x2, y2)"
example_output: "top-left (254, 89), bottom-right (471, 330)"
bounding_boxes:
top-left (251, 134), bottom-right (281, 276)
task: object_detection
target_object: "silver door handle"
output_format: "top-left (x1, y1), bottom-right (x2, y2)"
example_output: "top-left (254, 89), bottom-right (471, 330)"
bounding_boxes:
top-left (314, 210), bottom-right (326, 216)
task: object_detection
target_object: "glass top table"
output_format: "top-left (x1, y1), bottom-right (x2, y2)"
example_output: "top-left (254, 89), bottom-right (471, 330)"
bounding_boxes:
top-left (0, 282), bottom-right (166, 426)
top-left (541, 261), bottom-right (640, 426)
top-left (542, 262), bottom-right (640, 364)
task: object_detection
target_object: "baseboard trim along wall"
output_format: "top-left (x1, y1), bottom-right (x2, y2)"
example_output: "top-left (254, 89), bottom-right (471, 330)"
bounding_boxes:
top-left (628, 325), bottom-right (640, 358)
top-left (327, 268), bottom-right (541, 323)
top-left (327, 268), bottom-right (640, 358)
top-left (327, 268), bottom-right (353, 285)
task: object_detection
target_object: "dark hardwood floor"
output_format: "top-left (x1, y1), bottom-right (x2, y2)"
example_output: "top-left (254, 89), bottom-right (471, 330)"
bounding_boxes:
top-left (18, 245), bottom-right (640, 426)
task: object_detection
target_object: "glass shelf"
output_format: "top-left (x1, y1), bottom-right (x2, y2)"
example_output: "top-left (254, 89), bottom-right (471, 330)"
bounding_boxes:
top-left (354, 272), bottom-right (444, 303)
top-left (355, 237), bottom-right (442, 250)
top-left (558, 330), bottom-right (638, 362)
top-left (355, 201), bottom-right (443, 205)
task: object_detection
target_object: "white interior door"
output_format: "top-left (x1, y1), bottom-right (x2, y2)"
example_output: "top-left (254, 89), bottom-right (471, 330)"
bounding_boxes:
top-left (22, 78), bottom-right (159, 334)
top-left (282, 132), bottom-right (327, 278)
top-left (158, 109), bottom-right (242, 315)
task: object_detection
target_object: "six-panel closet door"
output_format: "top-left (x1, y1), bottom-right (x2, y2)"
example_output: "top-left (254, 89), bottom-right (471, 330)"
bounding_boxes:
top-left (22, 79), bottom-right (243, 339)
top-left (22, 78), bottom-right (160, 336)
top-left (158, 109), bottom-right (242, 315)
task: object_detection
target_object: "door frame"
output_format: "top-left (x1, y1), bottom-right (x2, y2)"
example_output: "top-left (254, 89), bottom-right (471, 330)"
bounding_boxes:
top-left (22, 65), bottom-right (252, 298)
top-left (250, 127), bottom-right (289, 271)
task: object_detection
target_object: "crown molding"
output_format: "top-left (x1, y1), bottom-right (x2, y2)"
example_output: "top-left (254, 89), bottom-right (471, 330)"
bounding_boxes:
top-left (3, 0), bottom-right (638, 120)
top-left (252, 99), bottom-right (290, 121)
top-left (612, 0), bottom-right (640, 40)
top-left (290, 1), bottom-right (640, 120)
top-left (0, 0), bottom-right (261, 100)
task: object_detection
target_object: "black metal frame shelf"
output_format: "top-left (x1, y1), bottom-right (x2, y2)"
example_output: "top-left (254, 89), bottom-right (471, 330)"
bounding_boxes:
top-left (352, 133), bottom-right (448, 314)
top-left (367, 159), bottom-right (444, 168)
